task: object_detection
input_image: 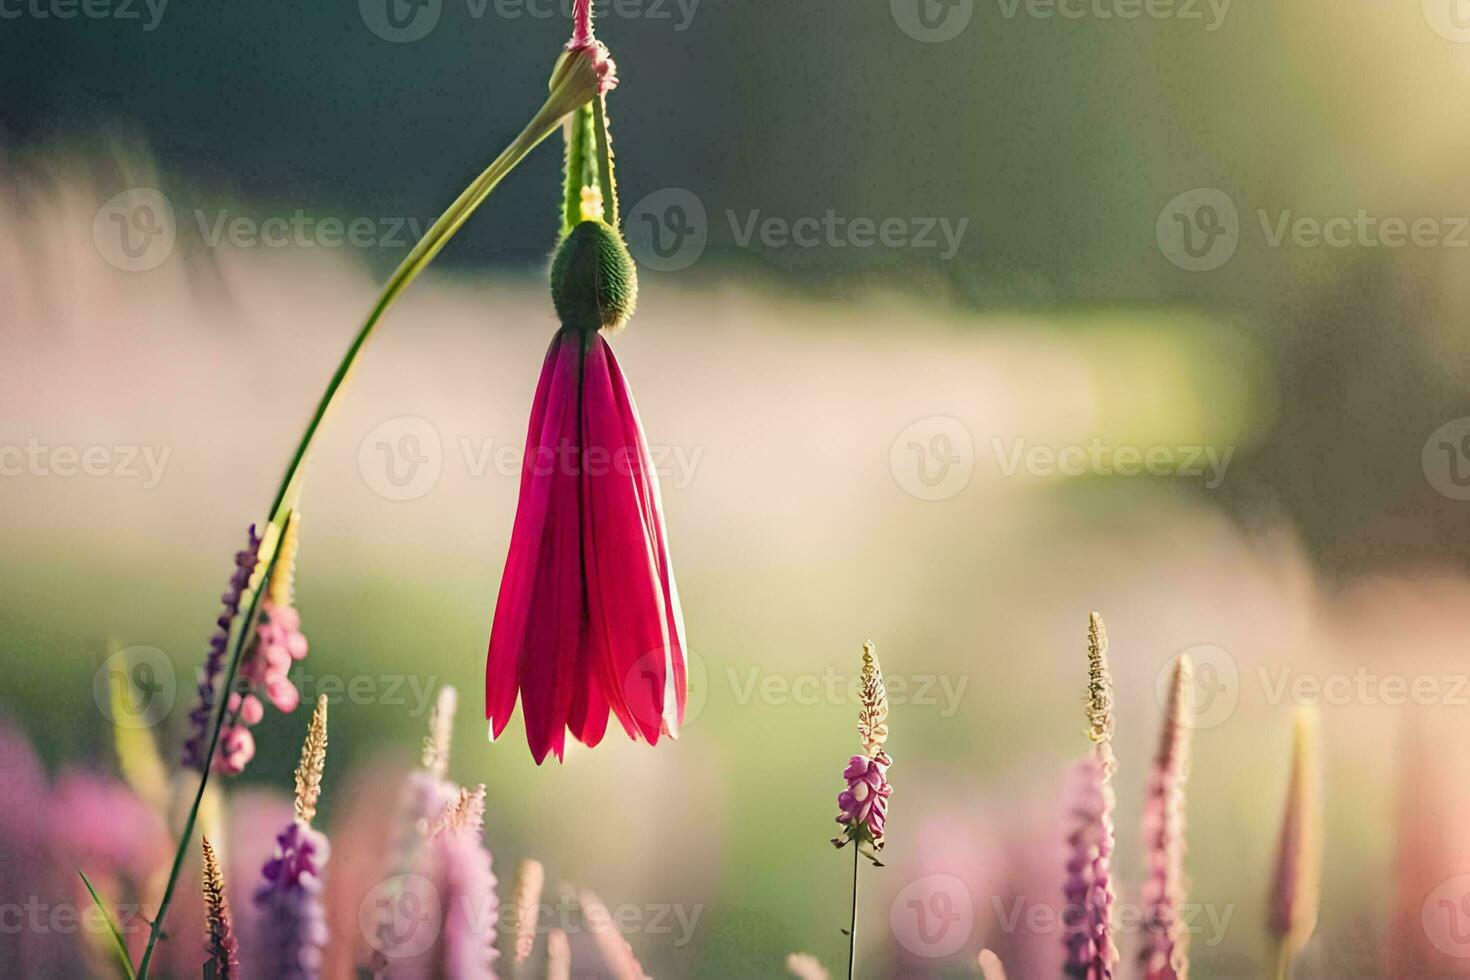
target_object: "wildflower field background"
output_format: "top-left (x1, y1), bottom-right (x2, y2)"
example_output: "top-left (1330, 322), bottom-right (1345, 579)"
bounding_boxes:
top-left (7, 1), bottom-right (1470, 977)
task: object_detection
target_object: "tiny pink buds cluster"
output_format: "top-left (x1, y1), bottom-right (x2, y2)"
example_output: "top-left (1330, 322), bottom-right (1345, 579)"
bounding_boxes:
top-left (219, 513), bottom-right (311, 775)
top-left (832, 641), bottom-right (892, 863)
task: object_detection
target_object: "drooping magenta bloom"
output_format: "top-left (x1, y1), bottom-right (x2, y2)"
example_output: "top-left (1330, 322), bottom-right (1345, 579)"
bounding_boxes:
top-left (486, 223), bottom-right (686, 763)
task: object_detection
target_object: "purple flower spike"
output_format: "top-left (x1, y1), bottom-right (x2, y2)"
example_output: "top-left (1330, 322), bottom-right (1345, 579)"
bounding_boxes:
top-left (1063, 752), bottom-right (1118, 980)
top-left (182, 525), bottom-right (261, 771)
top-left (255, 820), bottom-right (330, 979)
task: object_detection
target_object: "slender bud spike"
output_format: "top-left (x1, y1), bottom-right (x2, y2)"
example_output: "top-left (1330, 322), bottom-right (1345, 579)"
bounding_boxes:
top-left (857, 640), bottom-right (890, 758)
top-left (293, 695), bottom-right (329, 825)
top-left (201, 836), bottom-right (240, 978)
top-left (1268, 707), bottom-right (1322, 976)
top-left (1063, 613), bottom-right (1118, 979)
top-left (1085, 612), bottom-right (1115, 750)
top-left (512, 858), bottom-right (546, 964)
top-left (1140, 655), bottom-right (1194, 980)
top-left (422, 686), bottom-right (458, 779)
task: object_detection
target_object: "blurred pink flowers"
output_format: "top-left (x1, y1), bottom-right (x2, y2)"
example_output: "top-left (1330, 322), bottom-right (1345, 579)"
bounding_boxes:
top-left (485, 329), bottom-right (686, 763)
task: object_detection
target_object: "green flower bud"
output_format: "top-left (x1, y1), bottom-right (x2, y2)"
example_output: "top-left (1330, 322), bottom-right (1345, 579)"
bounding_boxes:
top-left (549, 219), bottom-right (638, 333)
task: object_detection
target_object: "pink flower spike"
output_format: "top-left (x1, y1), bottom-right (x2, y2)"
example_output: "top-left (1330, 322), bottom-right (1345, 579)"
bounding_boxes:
top-left (486, 330), bottom-right (686, 763)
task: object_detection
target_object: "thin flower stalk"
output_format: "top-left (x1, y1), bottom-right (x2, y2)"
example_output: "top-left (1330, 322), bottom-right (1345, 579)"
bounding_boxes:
top-left (136, 25), bottom-right (613, 976)
top-left (1267, 707), bottom-right (1322, 980)
top-left (200, 836), bottom-right (238, 979)
top-left (1063, 612), bottom-right (1118, 980)
top-left (831, 640), bottom-right (893, 980)
top-left (1139, 654), bottom-right (1194, 980)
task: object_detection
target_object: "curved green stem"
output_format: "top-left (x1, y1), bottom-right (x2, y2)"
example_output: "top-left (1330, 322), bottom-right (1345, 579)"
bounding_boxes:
top-left (134, 50), bottom-right (603, 980)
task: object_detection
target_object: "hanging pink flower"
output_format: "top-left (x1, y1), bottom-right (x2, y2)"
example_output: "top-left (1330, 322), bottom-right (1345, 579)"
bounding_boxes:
top-left (485, 219), bottom-right (686, 764)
